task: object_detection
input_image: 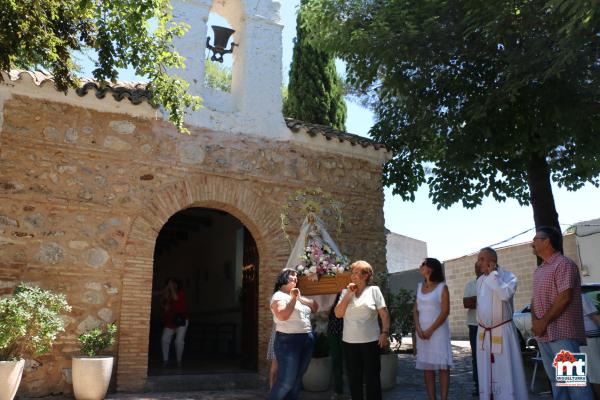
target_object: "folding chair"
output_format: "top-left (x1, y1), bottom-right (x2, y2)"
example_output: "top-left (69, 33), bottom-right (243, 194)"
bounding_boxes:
top-left (525, 337), bottom-right (552, 395)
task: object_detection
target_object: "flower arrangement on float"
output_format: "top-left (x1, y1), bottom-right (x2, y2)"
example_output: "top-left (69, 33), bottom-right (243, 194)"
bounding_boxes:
top-left (295, 242), bottom-right (349, 278)
top-left (280, 187), bottom-right (351, 294)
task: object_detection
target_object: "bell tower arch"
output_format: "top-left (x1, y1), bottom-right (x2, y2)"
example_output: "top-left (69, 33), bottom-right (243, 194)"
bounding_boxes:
top-left (170, 0), bottom-right (289, 138)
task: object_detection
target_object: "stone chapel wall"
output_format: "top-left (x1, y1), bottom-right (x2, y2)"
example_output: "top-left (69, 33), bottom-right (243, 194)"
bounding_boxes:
top-left (0, 93), bottom-right (388, 394)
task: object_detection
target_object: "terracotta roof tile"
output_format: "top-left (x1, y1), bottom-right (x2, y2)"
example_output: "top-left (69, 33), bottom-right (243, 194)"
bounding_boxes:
top-left (4, 70), bottom-right (154, 106)
top-left (285, 118), bottom-right (387, 151)
top-left (4, 70), bottom-right (387, 151)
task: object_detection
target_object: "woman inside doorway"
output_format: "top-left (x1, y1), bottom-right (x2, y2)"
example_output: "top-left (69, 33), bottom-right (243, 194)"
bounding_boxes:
top-left (157, 277), bottom-right (189, 366)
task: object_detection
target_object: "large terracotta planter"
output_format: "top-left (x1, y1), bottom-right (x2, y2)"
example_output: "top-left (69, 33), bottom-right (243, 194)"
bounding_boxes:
top-left (0, 359), bottom-right (25, 400)
top-left (72, 356), bottom-right (114, 400)
top-left (302, 356), bottom-right (332, 391)
top-left (297, 273), bottom-right (351, 295)
top-left (380, 353), bottom-right (398, 390)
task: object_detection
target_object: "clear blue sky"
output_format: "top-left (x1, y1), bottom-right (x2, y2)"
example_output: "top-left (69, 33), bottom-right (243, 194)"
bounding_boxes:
top-left (280, 1), bottom-right (600, 262)
top-left (79, 1), bottom-right (599, 263)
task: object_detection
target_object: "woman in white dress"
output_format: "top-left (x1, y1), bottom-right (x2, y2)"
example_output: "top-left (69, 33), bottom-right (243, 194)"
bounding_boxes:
top-left (413, 257), bottom-right (453, 400)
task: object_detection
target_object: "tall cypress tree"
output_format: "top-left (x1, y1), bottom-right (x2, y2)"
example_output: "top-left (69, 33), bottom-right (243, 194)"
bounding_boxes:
top-left (284, 1), bottom-right (346, 131)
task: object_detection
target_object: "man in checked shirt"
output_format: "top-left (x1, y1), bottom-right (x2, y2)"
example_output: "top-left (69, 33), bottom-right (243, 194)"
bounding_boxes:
top-left (531, 226), bottom-right (593, 399)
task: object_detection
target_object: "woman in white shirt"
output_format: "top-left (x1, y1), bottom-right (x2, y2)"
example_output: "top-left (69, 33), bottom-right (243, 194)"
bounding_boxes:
top-left (268, 268), bottom-right (318, 400)
top-left (335, 260), bottom-right (390, 400)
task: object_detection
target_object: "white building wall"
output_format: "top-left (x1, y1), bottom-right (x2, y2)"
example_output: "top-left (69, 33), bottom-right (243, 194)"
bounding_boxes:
top-left (169, 0), bottom-right (290, 139)
top-left (386, 231), bottom-right (427, 273)
top-left (576, 218), bottom-right (600, 283)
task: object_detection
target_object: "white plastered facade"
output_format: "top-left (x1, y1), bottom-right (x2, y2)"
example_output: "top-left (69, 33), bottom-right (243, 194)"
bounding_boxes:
top-left (0, 0), bottom-right (390, 165)
top-left (170, 0), bottom-right (290, 139)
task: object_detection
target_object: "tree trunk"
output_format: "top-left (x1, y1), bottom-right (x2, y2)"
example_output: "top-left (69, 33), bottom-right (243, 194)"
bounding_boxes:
top-left (526, 153), bottom-right (562, 253)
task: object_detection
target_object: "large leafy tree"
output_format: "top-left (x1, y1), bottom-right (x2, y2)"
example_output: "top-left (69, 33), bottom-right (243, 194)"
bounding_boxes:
top-left (303, 0), bottom-right (600, 234)
top-left (284, 1), bottom-right (346, 131)
top-left (204, 59), bottom-right (232, 93)
top-left (0, 0), bottom-right (201, 132)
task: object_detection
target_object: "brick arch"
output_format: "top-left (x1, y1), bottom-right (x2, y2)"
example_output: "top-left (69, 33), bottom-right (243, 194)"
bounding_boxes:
top-left (116, 176), bottom-right (283, 391)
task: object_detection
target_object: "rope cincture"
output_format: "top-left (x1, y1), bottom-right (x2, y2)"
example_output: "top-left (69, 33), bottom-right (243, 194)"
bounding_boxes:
top-left (478, 319), bottom-right (513, 400)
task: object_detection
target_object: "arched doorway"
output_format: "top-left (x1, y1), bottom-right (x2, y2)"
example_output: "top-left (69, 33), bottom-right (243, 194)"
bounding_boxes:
top-left (148, 207), bottom-right (258, 375)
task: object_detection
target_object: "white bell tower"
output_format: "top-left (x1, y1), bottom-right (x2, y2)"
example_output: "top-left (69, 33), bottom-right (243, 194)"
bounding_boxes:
top-left (170, 0), bottom-right (290, 139)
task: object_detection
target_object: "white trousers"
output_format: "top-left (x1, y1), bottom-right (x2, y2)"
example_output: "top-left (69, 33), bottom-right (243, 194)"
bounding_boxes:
top-left (161, 320), bottom-right (188, 363)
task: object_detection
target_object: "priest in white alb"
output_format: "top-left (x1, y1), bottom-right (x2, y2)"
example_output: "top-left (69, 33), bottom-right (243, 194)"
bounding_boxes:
top-left (476, 247), bottom-right (528, 400)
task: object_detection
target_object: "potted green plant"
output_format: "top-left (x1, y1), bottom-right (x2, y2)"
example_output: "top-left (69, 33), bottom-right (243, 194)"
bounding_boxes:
top-left (0, 283), bottom-right (71, 400)
top-left (302, 331), bottom-right (331, 392)
top-left (379, 287), bottom-right (417, 389)
top-left (373, 271), bottom-right (404, 390)
top-left (379, 290), bottom-right (399, 390)
top-left (394, 288), bottom-right (416, 351)
top-left (72, 323), bottom-right (117, 400)
top-left (380, 341), bottom-right (400, 390)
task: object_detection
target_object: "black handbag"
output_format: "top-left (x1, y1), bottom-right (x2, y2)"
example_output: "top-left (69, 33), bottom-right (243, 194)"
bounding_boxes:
top-left (173, 313), bottom-right (186, 327)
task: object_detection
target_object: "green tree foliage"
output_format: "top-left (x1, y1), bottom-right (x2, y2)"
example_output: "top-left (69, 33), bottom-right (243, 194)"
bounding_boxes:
top-left (390, 288), bottom-right (416, 338)
top-left (282, 85), bottom-right (289, 107)
top-left (0, 283), bottom-right (71, 360)
top-left (78, 323), bottom-right (117, 357)
top-left (284, 1), bottom-right (346, 131)
top-left (204, 59), bottom-right (232, 92)
top-left (303, 0), bottom-right (600, 232)
top-left (0, 0), bottom-right (201, 133)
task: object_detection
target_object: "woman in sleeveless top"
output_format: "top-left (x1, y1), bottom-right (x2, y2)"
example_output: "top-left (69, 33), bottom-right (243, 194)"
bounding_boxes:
top-left (413, 258), bottom-right (453, 400)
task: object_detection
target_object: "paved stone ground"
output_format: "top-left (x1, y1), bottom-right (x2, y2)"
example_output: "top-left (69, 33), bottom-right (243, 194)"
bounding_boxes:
top-left (24, 341), bottom-right (553, 400)
top-left (382, 341), bottom-right (552, 400)
top-left (296, 341), bottom-right (551, 400)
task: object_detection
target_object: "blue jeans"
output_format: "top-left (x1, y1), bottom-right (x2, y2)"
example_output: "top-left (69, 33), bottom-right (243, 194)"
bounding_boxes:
top-left (268, 331), bottom-right (314, 400)
top-left (538, 339), bottom-right (594, 400)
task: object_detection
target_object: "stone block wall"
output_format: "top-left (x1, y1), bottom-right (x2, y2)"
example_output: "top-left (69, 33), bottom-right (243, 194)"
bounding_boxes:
top-left (0, 94), bottom-right (388, 394)
top-left (444, 234), bottom-right (580, 339)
